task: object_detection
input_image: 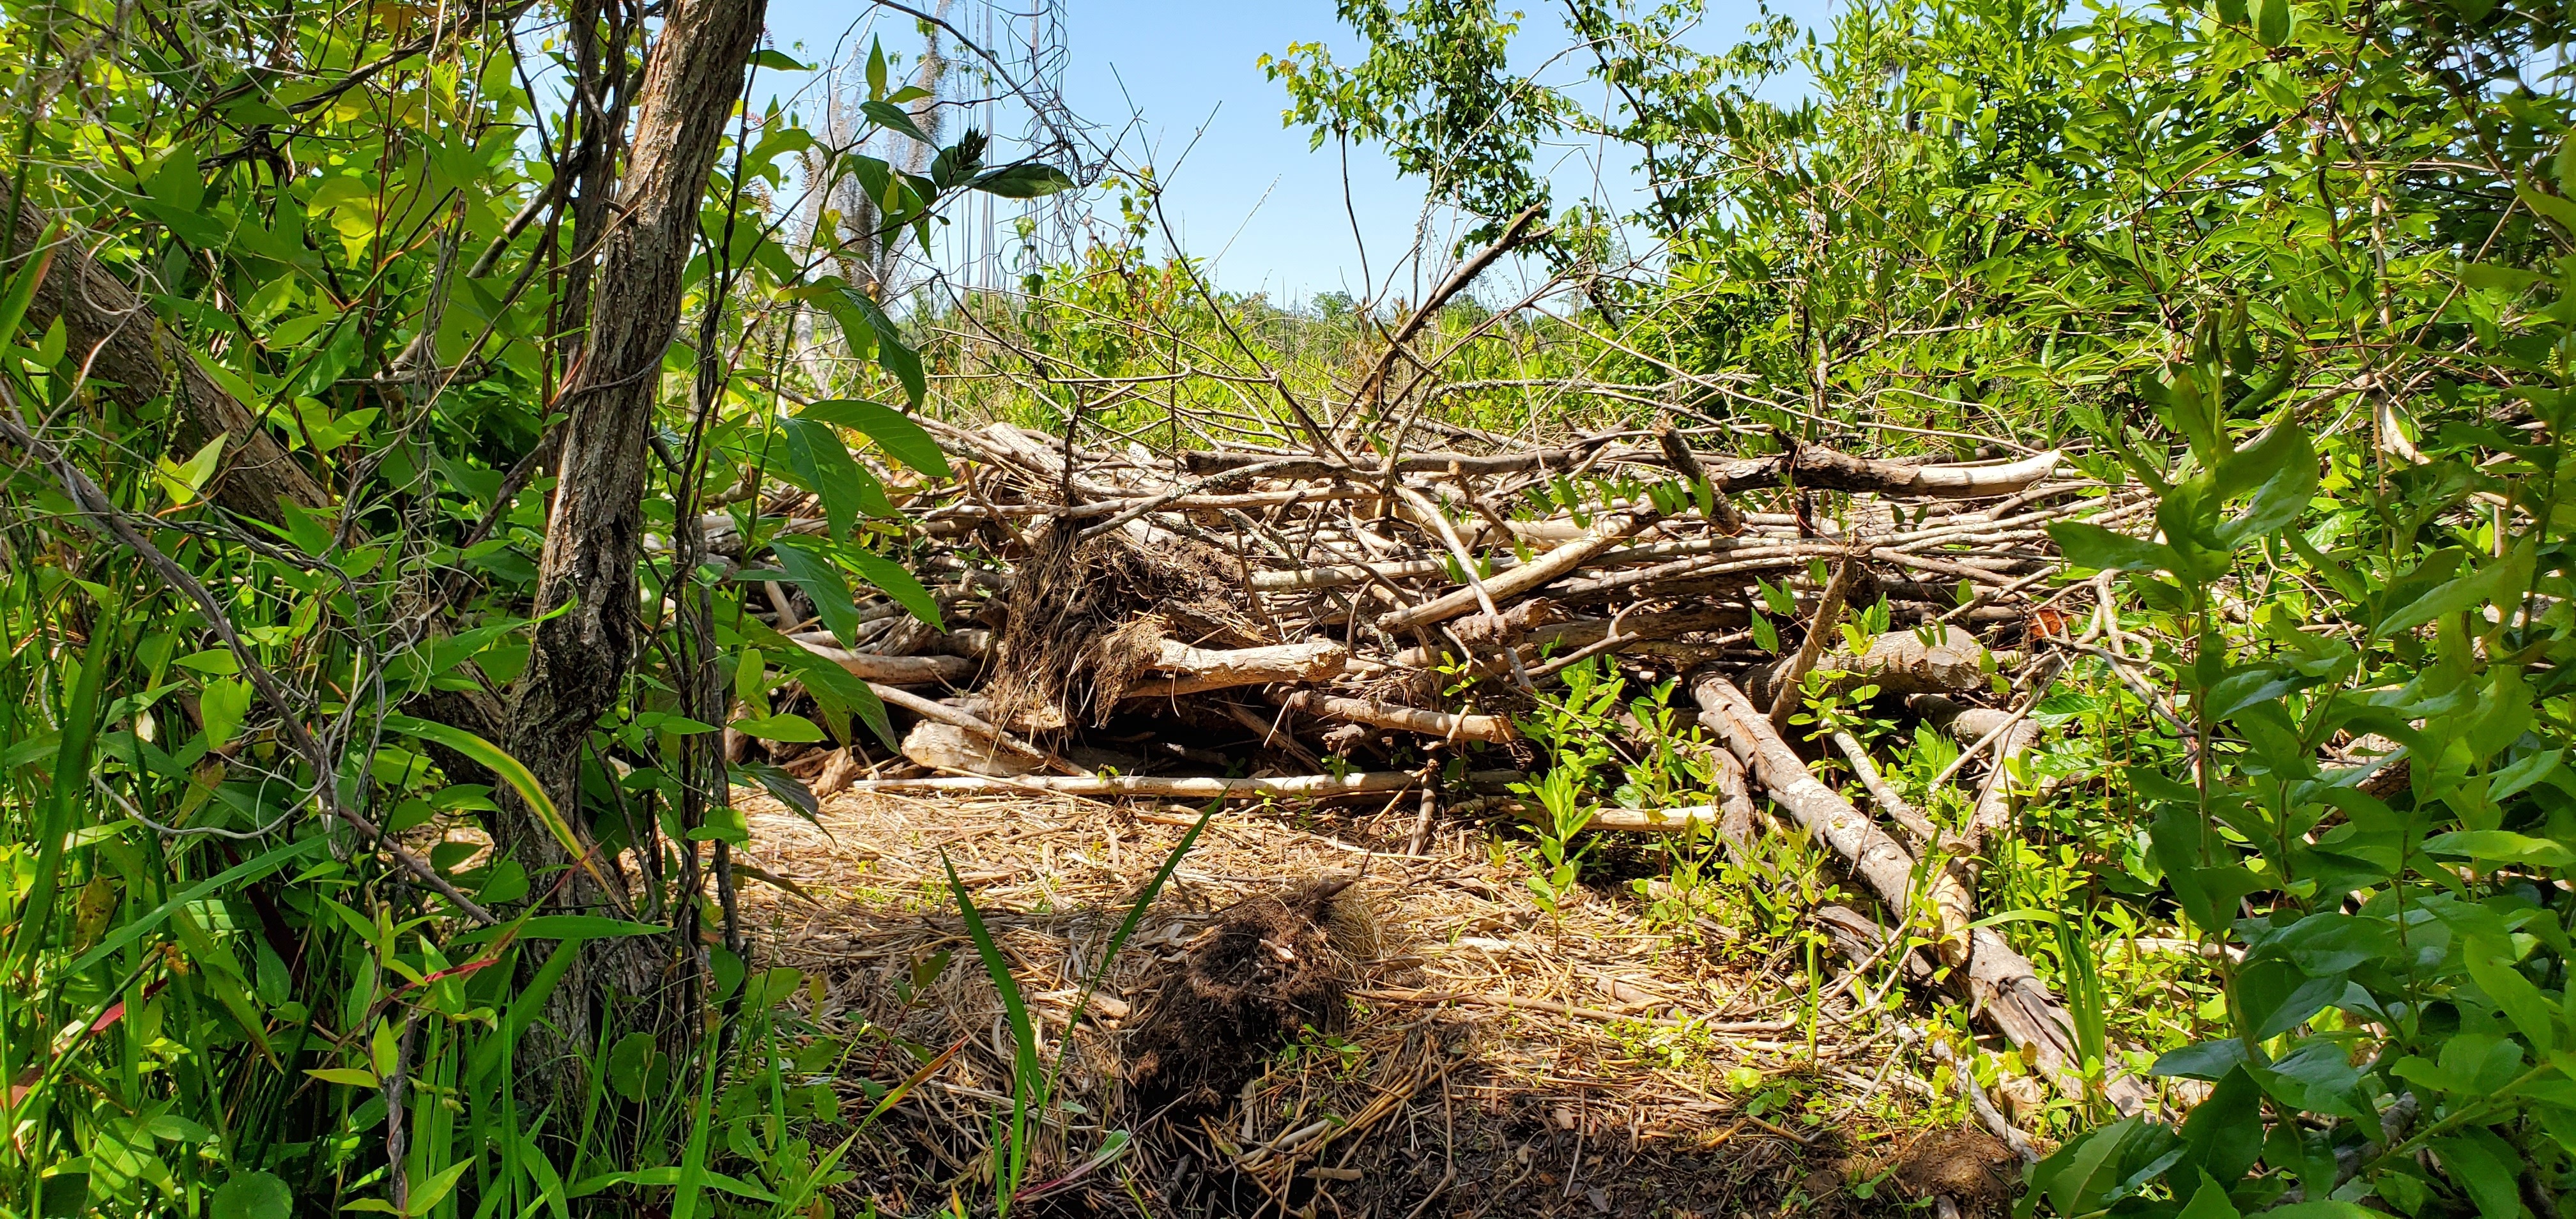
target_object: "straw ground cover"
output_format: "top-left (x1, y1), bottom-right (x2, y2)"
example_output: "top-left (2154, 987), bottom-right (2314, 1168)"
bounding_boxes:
top-left (719, 787), bottom-right (2049, 1216)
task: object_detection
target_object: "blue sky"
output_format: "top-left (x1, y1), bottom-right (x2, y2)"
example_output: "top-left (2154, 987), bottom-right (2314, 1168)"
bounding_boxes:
top-left (756, 1), bottom-right (1831, 303)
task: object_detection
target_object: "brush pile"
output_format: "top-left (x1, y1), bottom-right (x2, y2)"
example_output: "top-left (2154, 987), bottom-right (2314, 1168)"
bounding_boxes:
top-left (717, 415), bottom-right (2127, 790)
top-left (702, 403), bottom-right (2168, 1127)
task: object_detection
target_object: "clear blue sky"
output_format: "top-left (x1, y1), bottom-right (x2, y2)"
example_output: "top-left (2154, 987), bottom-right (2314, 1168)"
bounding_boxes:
top-left (756, 1), bottom-right (1831, 303)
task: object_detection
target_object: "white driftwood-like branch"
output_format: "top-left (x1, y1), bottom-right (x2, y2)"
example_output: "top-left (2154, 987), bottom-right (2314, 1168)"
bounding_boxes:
top-left (1379, 510), bottom-right (1657, 630)
top-left (1120, 638), bottom-right (1352, 699)
top-left (901, 720), bottom-right (1039, 778)
top-left (790, 638), bottom-right (975, 686)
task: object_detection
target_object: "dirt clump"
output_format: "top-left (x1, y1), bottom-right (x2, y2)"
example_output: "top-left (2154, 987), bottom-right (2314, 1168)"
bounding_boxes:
top-left (1125, 878), bottom-right (1374, 1115)
top-left (1891, 1127), bottom-right (2020, 1209)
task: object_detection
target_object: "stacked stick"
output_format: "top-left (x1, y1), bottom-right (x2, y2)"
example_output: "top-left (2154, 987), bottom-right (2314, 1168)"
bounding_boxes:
top-left (697, 402), bottom-right (2161, 1119)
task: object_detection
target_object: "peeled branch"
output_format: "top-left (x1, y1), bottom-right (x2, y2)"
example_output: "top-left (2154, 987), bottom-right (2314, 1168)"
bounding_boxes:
top-left (1379, 510), bottom-right (1658, 631)
top-left (1693, 673), bottom-right (1977, 966)
top-left (792, 640), bottom-right (976, 686)
top-left (836, 769), bottom-right (1522, 800)
top-left (1119, 638), bottom-right (1351, 700)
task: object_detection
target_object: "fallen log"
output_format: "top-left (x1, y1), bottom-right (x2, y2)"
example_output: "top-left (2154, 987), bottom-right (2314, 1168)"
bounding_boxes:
top-left (17, 203), bottom-right (331, 520)
top-left (1120, 638), bottom-right (1351, 699)
top-left (1709, 672), bottom-right (2150, 1113)
top-left (901, 720), bottom-right (1038, 778)
top-left (1392, 606), bottom-right (1747, 672)
top-left (1816, 901), bottom-right (2155, 1116)
top-left (868, 684), bottom-right (1067, 775)
top-left (1178, 441), bottom-right (2060, 500)
top-left (1816, 903), bottom-right (1937, 986)
top-left (1711, 749), bottom-right (1759, 852)
top-left (1694, 673), bottom-right (1977, 966)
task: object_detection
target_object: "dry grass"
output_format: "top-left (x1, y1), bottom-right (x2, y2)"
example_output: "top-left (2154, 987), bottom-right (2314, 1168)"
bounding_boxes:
top-left (733, 786), bottom-right (2018, 1218)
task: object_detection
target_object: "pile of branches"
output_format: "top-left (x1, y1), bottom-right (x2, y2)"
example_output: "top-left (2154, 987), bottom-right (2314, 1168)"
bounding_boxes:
top-left (708, 396), bottom-right (2161, 1124)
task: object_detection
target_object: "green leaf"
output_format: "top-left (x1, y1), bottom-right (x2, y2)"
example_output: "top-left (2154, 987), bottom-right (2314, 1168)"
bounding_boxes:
top-left (860, 99), bottom-right (937, 146)
top-left (189, 349), bottom-right (270, 413)
top-left (406, 1162), bottom-right (471, 1218)
top-left (836, 288), bottom-right (924, 407)
top-left (2428, 1135), bottom-right (2524, 1219)
top-left (2464, 262), bottom-right (2549, 294)
top-left (0, 221), bottom-right (62, 342)
top-left (211, 1172), bottom-right (292, 1219)
top-left (2211, 424), bottom-right (2315, 547)
top-left (748, 618), bottom-right (898, 750)
top-left (155, 435), bottom-right (229, 507)
top-left (1755, 578), bottom-right (1797, 616)
top-left (747, 48), bottom-right (811, 71)
top-left (303, 1067), bottom-right (380, 1088)
top-left (200, 677), bottom-right (252, 746)
top-left (2520, 183), bottom-right (2576, 234)
top-left (967, 162), bottom-right (1077, 198)
top-left (2179, 1066), bottom-right (2266, 1183)
top-left (2247, 0), bottom-right (2290, 45)
top-left (2150, 1039), bottom-right (2251, 1081)
top-left (2421, 829), bottom-right (2574, 868)
top-left (1749, 612), bottom-right (1778, 652)
top-left (2048, 521), bottom-right (2181, 575)
top-left (799, 399), bottom-right (952, 477)
top-left (2263, 1205), bottom-right (2382, 1219)
top-left (847, 548), bottom-right (942, 629)
top-left (947, 851), bottom-right (1042, 1171)
top-left (781, 415), bottom-right (885, 540)
top-left (2173, 1173), bottom-right (2240, 1219)
top-left (450, 916), bottom-right (668, 946)
top-left (2462, 934), bottom-right (2557, 1052)
top-left (770, 538), bottom-right (862, 645)
top-left (379, 714), bottom-right (595, 889)
top-left (733, 713), bottom-right (824, 742)
top-left (606, 1031), bottom-right (656, 1102)
top-left (2375, 541), bottom-right (2533, 639)
top-left (62, 836), bottom-right (325, 976)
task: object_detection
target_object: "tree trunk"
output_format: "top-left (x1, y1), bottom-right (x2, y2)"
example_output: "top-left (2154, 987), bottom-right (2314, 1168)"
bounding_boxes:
top-left (12, 204), bottom-right (330, 521)
top-left (495, 0), bottom-right (767, 1084)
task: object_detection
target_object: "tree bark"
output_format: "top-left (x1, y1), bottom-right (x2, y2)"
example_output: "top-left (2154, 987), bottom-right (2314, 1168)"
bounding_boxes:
top-left (12, 205), bottom-right (330, 521)
top-left (506, 0), bottom-right (767, 822)
top-left (494, 0), bottom-right (767, 1078)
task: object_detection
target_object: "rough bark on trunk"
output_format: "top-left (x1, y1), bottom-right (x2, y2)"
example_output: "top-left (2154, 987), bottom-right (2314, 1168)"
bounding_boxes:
top-left (494, 0), bottom-right (767, 1081)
